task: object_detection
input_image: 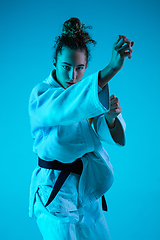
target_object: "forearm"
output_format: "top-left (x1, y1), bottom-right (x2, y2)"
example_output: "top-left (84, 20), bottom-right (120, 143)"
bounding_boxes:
top-left (106, 116), bottom-right (126, 146)
top-left (105, 116), bottom-right (116, 129)
top-left (98, 63), bottom-right (119, 88)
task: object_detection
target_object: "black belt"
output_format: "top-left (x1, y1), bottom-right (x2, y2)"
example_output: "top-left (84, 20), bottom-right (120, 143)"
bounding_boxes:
top-left (38, 157), bottom-right (107, 211)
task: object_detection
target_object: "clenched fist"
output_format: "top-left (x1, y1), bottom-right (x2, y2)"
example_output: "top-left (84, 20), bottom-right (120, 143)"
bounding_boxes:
top-left (105, 94), bottom-right (122, 128)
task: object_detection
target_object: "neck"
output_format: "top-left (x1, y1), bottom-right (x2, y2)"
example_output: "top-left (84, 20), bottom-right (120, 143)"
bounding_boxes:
top-left (52, 70), bottom-right (65, 89)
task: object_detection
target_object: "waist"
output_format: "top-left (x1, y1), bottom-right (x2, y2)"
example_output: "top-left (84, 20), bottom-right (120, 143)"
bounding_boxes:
top-left (38, 157), bottom-right (83, 175)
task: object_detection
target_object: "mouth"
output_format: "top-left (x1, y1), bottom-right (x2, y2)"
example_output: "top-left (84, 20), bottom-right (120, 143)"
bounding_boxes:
top-left (66, 82), bottom-right (75, 86)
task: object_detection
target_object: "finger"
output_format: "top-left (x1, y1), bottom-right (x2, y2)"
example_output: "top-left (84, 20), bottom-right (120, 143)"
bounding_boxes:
top-left (118, 43), bottom-right (133, 54)
top-left (119, 35), bottom-right (127, 40)
top-left (115, 35), bottom-right (128, 48)
top-left (114, 35), bottom-right (121, 45)
top-left (119, 48), bottom-right (133, 59)
top-left (114, 108), bottom-right (121, 114)
top-left (110, 94), bottom-right (115, 100)
top-left (128, 52), bottom-right (132, 59)
top-left (115, 38), bottom-right (125, 50)
top-left (110, 97), bottom-right (119, 104)
top-left (118, 35), bottom-right (134, 47)
top-left (110, 101), bottom-right (119, 108)
top-left (109, 108), bottom-right (121, 113)
top-left (115, 37), bottom-right (132, 51)
top-left (108, 109), bottom-right (121, 116)
top-left (110, 102), bottom-right (120, 110)
top-left (114, 35), bottom-right (126, 44)
top-left (121, 51), bottom-right (132, 59)
top-left (110, 98), bottom-right (119, 106)
top-left (110, 105), bottom-right (121, 112)
top-left (117, 40), bottom-right (132, 51)
top-left (110, 107), bottom-right (119, 112)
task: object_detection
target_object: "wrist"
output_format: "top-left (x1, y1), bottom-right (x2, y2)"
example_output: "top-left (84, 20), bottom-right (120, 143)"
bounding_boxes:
top-left (105, 116), bottom-right (116, 129)
top-left (108, 62), bottom-right (121, 72)
top-left (99, 64), bottom-right (119, 88)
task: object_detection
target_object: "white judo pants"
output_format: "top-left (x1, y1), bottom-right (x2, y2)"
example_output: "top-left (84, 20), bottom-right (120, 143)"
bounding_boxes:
top-left (34, 191), bottom-right (111, 240)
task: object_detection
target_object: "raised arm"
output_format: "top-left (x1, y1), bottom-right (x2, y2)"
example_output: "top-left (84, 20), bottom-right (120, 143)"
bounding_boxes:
top-left (29, 71), bottom-right (110, 127)
top-left (98, 35), bottom-right (134, 88)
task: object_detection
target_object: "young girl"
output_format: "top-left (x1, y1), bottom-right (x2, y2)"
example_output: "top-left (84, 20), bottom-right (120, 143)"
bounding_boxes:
top-left (28, 18), bottom-right (134, 240)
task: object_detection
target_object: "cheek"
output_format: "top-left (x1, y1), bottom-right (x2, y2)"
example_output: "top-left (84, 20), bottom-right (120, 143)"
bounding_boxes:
top-left (78, 68), bottom-right (85, 75)
top-left (79, 69), bottom-right (85, 78)
top-left (58, 69), bottom-right (68, 79)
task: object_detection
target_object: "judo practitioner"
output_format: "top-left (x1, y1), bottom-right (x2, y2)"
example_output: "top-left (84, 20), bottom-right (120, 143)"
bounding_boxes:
top-left (28, 17), bottom-right (134, 239)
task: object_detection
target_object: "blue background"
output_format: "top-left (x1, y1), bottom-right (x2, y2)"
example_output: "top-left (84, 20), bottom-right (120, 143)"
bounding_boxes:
top-left (0, 0), bottom-right (160, 239)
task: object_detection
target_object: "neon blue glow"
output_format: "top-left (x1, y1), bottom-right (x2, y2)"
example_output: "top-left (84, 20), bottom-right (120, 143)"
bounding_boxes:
top-left (1, 0), bottom-right (160, 239)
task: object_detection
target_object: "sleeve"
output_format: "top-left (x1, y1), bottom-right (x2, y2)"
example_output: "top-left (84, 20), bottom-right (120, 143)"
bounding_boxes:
top-left (92, 113), bottom-right (126, 146)
top-left (29, 71), bottom-right (110, 127)
top-left (92, 84), bottom-right (126, 146)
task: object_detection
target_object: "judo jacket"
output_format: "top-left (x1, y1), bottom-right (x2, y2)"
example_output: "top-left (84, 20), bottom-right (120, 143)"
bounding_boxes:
top-left (28, 69), bottom-right (126, 218)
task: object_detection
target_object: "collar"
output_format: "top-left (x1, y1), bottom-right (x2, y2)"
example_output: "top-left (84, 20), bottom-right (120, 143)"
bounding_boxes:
top-left (44, 69), bottom-right (63, 88)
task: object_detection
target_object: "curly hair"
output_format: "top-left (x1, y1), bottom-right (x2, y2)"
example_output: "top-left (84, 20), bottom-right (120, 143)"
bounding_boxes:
top-left (53, 18), bottom-right (97, 65)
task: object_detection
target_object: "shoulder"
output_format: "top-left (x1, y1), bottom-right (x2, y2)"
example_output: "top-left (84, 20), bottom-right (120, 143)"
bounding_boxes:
top-left (30, 82), bottom-right (50, 98)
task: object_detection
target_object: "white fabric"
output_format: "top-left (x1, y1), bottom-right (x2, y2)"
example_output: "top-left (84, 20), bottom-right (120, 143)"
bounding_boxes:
top-left (28, 69), bottom-right (126, 220)
top-left (34, 192), bottom-right (111, 240)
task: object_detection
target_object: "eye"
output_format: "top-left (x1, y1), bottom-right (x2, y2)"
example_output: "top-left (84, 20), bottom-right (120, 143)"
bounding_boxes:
top-left (62, 65), bottom-right (71, 71)
top-left (77, 67), bottom-right (84, 71)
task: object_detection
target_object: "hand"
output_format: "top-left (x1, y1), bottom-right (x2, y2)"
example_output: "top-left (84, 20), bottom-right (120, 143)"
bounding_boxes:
top-left (109, 35), bottom-right (135, 71)
top-left (105, 94), bottom-right (122, 124)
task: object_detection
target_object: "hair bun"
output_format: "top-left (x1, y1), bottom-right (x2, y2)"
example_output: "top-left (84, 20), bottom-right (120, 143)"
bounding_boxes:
top-left (53, 17), bottom-right (97, 65)
top-left (62, 18), bottom-right (82, 37)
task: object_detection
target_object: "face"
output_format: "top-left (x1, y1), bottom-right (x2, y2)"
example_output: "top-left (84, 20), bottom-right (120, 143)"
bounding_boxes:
top-left (53, 47), bottom-right (87, 89)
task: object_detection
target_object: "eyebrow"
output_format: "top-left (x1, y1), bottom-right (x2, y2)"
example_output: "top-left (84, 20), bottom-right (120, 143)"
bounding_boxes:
top-left (62, 62), bottom-right (85, 67)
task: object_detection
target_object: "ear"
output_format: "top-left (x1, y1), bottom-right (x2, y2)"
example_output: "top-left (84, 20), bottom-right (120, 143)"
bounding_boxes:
top-left (53, 58), bottom-right (57, 68)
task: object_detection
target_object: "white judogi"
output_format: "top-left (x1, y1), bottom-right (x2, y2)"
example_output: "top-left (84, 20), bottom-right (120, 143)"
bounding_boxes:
top-left (28, 69), bottom-right (126, 239)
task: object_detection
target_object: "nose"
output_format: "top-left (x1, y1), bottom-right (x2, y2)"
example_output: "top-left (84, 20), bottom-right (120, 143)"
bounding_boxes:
top-left (69, 68), bottom-right (77, 82)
